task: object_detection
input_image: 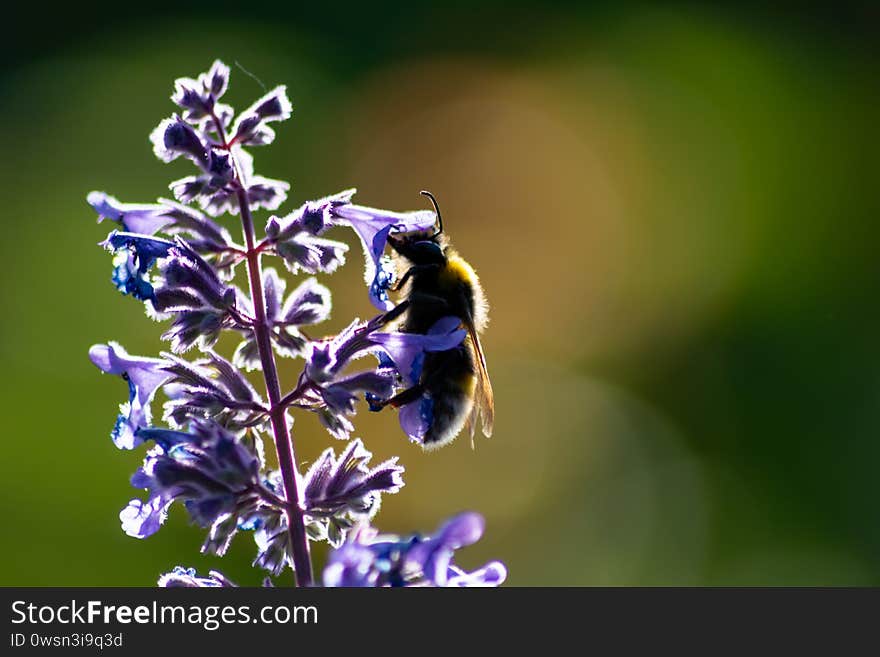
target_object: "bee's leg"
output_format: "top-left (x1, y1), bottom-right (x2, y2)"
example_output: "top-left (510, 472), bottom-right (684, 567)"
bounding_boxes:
top-left (367, 299), bottom-right (411, 331)
top-left (392, 264), bottom-right (441, 292)
top-left (373, 383), bottom-right (428, 409)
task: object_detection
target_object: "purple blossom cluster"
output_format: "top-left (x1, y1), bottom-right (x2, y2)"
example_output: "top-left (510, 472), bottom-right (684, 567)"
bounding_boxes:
top-left (87, 60), bottom-right (505, 587)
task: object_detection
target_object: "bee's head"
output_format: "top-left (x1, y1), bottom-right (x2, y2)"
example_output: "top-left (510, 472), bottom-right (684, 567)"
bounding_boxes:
top-left (386, 191), bottom-right (448, 265)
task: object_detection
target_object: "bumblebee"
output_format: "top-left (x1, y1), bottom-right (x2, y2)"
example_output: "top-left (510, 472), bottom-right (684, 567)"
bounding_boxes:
top-left (378, 191), bottom-right (494, 448)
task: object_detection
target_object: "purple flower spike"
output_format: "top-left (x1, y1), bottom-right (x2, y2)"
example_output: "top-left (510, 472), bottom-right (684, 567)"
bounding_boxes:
top-left (87, 192), bottom-right (173, 235)
top-left (330, 204), bottom-right (436, 310)
top-left (86, 60), bottom-right (506, 589)
top-left (89, 342), bottom-right (170, 449)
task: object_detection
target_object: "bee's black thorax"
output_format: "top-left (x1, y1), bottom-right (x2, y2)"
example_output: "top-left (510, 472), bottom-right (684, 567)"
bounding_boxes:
top-left (388, 234), bottom-right (476, 334)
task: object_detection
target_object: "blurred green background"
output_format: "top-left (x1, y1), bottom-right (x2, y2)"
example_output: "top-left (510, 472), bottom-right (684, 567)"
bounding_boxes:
top-left (1, 3), bottom-right (878, 585)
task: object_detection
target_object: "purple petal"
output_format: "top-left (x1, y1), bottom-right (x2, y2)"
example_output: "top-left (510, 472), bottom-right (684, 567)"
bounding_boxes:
top-left (89, 342), bottom-right (169, 394)
top-left (398, 394), bottom-right (433, 443)
top-left (446, 561), bottom-right (508, 587)
top-left (331, 205), bottom-right (436, 310)
top-left (303, 448), bottom-right (335, 502)
top-left (246, 176), bottom-right (289, 212)
top-left (436, 511), bottom-right (485, 548)
top-left (251, 86), bottom-right (292, 121)
top-left (120, 496), bottom-right (169, 538)
top-left (205, 60), bottom-right (230, 98)
top-left (262, 267), bottom-right (286, 322)
top-left (368, 316), bottom-right (466, 384)
top-left (325, 439), bottom-right (371, 495)
top-left (111, 413), bottom-right (139, 451)
top-left (323, 542), bottom-right (379, 587)
top-left (101, 231), bottom-right (175, 271)
top-left (407, 512), bottom-right (486, 585)
top-left (282, 277), bottom-right (332, 325)
top-left (135, 427), bottom-right (191, 451)
top-left (158, 566), bottom-right (235, 588)
top-left (90, 343), bottom-right (170, 449)
top-left (87, 192), bottom-right (173, 235)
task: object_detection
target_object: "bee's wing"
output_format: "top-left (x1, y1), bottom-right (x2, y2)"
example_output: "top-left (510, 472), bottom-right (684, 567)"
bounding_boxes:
top-left (464, 315), bottom-right (495, 439)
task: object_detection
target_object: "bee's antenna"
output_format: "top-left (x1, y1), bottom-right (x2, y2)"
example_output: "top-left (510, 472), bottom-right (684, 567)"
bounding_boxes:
top-left (420, 190), bottom-right (443, 237)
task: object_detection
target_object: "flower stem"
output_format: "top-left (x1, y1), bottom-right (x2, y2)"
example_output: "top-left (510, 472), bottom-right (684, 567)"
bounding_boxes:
top-left (236, 185), bottom-right (314, 587)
